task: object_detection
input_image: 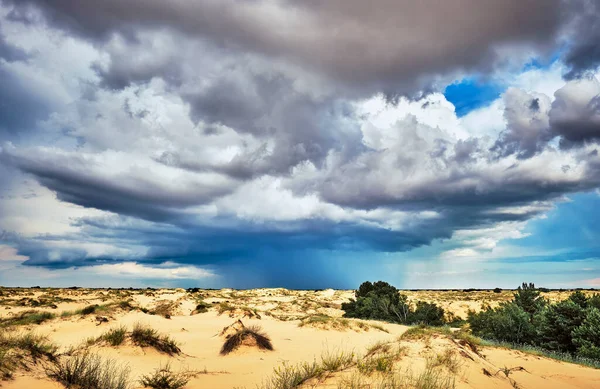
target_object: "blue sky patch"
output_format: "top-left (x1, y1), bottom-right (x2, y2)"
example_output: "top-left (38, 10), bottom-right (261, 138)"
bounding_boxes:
top-left (443, 77), bottom-right (505, 117)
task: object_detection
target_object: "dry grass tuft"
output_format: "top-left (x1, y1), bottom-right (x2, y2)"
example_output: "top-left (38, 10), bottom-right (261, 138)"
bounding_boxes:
top-left (46, 352), bottom-right (131, 389)
top-left (220, 325), bottom-right (273, 355)
top-left (131, 323), bottom-right (181, 355)
top-left (139, 362), bottom-right (194, 389)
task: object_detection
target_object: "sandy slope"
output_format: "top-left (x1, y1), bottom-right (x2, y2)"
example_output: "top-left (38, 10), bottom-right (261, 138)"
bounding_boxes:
top-left (1, 287), bottom-right (599, 389)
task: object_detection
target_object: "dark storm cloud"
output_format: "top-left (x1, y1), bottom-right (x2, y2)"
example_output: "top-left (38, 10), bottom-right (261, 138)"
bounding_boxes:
top-left (158, 69), bottom-right (364, 179)
top-left (0, 66), bottom-right (51, 138)
top-left (492, 88), bottom-right (553, 159)
top-left (0, 146), bottom-right (237, 222)
top-left (563, 0), bottom-right (600, 79)
top-left (3, 0), bottom-right (563, 94)
top-left (550, 77), bottom-right (600, 148)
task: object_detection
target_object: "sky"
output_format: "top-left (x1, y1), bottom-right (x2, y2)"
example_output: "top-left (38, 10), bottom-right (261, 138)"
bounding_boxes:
top-left (1, 1), bottom-right (600, 289)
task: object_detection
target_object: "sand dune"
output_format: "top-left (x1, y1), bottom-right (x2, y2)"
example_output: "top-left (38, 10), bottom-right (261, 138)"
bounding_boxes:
top-left (1, 287), bottom-right (599, 388)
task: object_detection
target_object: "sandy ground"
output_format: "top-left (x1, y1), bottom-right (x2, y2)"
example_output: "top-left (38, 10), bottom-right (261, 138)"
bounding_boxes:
top-left (1, 287), bottom-right (599, 388)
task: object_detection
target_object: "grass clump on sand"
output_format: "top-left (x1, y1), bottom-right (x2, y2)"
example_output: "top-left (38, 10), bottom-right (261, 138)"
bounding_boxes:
top-left (101, 326), bottom-right (128, 346)
top-left (46, 352), bottom-right (131, 389)
top-left (259, 349), bottom-right (355, 389)
top-left (399, 325), bottom-right (452, 341)
top-left (0, 332), bottom-right (57, 381)
top-left (139, 362), bottom-right (194, 389)
top-left (221, 325), bottom-right (273, 355)
top-left (193, 300), bottom-right (211, 314)
top-left (150, 301), bottom-right (177, 319)
top-left (339, 365), bottom-right (456, 389)
top-left (357, 342), bottom-right (407, 376)
top-left (131, 323), bottom-right (181, 355)
top-left (0, 310), bottom-right (56, 327)
top-left (299, 315), bottom-right (389, 333)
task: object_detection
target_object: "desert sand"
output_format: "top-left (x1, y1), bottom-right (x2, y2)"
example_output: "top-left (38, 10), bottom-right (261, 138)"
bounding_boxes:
top-left (1, 287), bottom-right (599, 388)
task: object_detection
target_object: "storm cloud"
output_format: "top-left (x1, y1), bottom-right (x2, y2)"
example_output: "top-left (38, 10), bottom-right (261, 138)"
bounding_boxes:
top-left (1, 0), bottom-right (600, 287)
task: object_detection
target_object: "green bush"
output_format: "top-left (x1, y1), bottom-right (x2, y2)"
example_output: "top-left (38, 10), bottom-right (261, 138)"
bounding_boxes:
top-left (468, 302), bottom-right (535, 344)
top-left (513, 282), bottom-right (545, 317)
top-left (568, 291), bottom-right (588, 309)
top-left (410, 301), bottom-right (445, 326)
top-left (572, 308), bottom-right (600, 360)
top-left (535, 299), bottom-right (586, 352)
top-left (343, 281), bottom-right (442, 325)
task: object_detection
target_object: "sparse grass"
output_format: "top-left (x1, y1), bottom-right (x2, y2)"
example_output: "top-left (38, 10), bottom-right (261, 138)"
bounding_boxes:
top-left (427, 349), bottom-right (462, 374)
top-left (0, 332), bottom-right (57, 381)
top-left (399, 325), bottom-right (452, 341)
top-left (259, 348), bottom-right (355, 389)
top-left (481, 339), bottom-right (600, 369)
top-left (412, 365), bottom-right (456, 389)
top-left (220, 325), bottom-right (273, 355)
top-left (101, 326), bottom-right (128, 346)
top-left (259, 361), bottom-right (324, 389)
top-left (0, 310), bottom-right (56, 327)
top-left (151, 301), bottom-right (177, 318)
top-left (46, 352), bottom-right (131, 389)
top-left (321, 348), bottom-right (355, 372)
top-left (131, 323), bottom-right (181, 355)
top-left (299, 315), bottom-right (388, 333)
top-left (139, 362), bottom-right (193, 389)
top-left (338, 365), bottom-right (455, 389)
top-left (217, 302), bottom-right (236, 315)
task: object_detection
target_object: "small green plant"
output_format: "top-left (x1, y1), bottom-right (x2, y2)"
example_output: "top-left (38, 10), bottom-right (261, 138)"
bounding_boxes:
top-left (102, 326), bottom-right (128, 346)
top-left (139, 362), bottom-right (192, 389)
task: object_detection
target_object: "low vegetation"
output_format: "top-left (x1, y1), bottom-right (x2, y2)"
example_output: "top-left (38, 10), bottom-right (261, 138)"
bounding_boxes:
top-left (131, 323), bottom-right (181, 355)
top-left (299, 314), bottom-right (389, 333)
top-left (0, 310), bottom-right (56, 327)
top-left (342, 281), bottom-right (446, 326)
top-left (259, 349), bottom-right (355, 389)
top-left (221, 325), bottom-right (273, 355)
top-left (101, 326), bottom-right (128, 346)
top-left (1, 332), bottom-right (57, 381)
top-left (139, 362), bottom-right (193, 389)
top-left (468, 283), bottom-right (600, 362)
top-left (46, 352), bottom-right (131, 389)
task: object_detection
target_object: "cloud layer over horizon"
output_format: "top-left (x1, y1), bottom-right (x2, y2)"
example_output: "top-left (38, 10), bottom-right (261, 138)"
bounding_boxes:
top-left (1, 0), bottom-right (600, 288)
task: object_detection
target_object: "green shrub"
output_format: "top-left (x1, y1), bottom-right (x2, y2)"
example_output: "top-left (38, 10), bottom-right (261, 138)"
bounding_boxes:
top-left (513, 282), bottom-right (545, 317)
top-left (468, 302), bottom-right (535, 344)
top-left (535, 299), bottom-right (586, 352)
top-left (410, 301), bottom-right (445, 326)
top-left (342, 281), bottom-right (413, 323)
top-left (568, 291), bottom-right (589, 309)
top-left (572, 308), bottom-right (600, 360)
